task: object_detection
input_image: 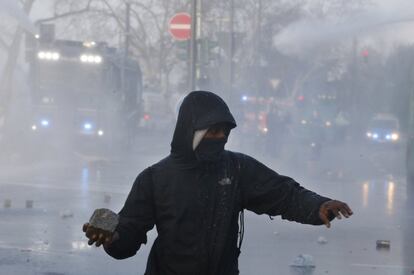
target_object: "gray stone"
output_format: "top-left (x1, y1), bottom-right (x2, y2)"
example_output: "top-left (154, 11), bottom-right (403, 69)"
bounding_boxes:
top-left (376, 240), bottom-right (391, 250)
top-left (317, 236), bottom-right (328, 244)
top-left (290, 254), bottom-right (316, 268)
top-left (4, 199), bottom-right (11, 208)
top-left (89, 208), bottom-right (119, 232)
top-left (104, 194), bottom-right (111, 204)
top-left (25, 200), bottom-right (34, 209)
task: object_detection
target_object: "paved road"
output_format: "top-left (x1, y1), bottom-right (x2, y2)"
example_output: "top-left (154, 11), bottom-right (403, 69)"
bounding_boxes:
top-left (0, 136), bottom-right (412, 275)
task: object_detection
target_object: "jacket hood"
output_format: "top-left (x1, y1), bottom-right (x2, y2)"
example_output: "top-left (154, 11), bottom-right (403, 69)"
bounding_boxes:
top-left (170, 91), bottom-right (236, 165)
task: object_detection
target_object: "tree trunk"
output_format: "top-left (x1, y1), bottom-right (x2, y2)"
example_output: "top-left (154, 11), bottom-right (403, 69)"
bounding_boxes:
top-left (0, 0), bottom-right (35, 127)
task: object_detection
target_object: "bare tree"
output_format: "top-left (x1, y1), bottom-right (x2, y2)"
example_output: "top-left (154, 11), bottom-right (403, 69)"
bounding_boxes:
top-left (37, 0), bottom-right (190, 94)
top-left (228, 0), bottom-right (373, 101)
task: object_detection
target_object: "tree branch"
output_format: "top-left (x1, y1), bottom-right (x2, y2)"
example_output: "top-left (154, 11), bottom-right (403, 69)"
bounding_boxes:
top-left (36, 0), bottom-right (94, 24)
top-left (100, 0), bottom-right (125, 31)
top-left (130, 2), bottom-right (162, 34)
top-left (129, 7), bottom-right (149, 42)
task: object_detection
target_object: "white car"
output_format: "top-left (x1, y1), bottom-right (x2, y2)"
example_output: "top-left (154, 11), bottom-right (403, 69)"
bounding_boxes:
top-left (366, 114), bottom-right (401, 143)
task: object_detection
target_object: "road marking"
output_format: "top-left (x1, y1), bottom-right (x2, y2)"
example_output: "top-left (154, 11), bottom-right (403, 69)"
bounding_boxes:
top-left (0, 243), bottom-right (86, 257)
top-left (0, 181), bottom-right (128, 195)
top-left (351, 263), bottom-right (414, 269)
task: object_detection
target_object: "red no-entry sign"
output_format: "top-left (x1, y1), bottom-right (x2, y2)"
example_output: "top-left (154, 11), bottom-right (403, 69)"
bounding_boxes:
top-left (169, 13), bottom-right (191, 41)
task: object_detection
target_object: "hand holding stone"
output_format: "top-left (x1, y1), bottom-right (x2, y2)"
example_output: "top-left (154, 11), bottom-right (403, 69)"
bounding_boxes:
top-left (83, 208), bottom-right (120, 247)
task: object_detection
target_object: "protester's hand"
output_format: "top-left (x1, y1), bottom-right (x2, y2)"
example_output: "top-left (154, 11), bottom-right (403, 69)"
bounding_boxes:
top-left (82, 223), bottom-right (119, 247)
top-left (319, 200), bottom-right (353, 228)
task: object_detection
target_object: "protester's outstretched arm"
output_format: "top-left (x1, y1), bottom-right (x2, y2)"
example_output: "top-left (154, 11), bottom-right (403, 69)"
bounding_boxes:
top-left (239, 154), bottom-right (352, 226)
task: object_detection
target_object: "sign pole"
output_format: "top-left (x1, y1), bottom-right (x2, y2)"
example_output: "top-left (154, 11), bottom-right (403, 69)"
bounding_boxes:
top-left (189, 0), bottom-right (198, 91)
top-left (122, 2), bottom-right (131, 101)
top-left (229, 0), bottom-right (235, 100)
top-left (168, 12), bottom-right (193, 91)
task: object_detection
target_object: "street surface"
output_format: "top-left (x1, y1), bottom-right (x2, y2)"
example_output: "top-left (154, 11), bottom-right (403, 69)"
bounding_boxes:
top-left (0, 133), bottom-right (413, 275)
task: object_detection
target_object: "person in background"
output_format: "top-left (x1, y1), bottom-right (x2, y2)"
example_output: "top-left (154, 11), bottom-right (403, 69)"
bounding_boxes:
top-left (266, 106), bottom-right (291, 157)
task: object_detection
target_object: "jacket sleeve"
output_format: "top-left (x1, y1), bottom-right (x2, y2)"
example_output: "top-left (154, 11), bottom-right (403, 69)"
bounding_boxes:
top-left (239, 154), bottom-right (332, 225)
top-left (104, 168), bottom-right (156, 259)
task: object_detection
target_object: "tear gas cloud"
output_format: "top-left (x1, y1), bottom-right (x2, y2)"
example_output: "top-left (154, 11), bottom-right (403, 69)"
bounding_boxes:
top-left (274, 0), bottom-right (414, 56)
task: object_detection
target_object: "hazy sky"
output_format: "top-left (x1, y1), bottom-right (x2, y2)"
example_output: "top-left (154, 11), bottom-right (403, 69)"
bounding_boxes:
top-left (274, 0), bottom-right (414, 56)
top-left (30, 0), bottom-right (54, 20)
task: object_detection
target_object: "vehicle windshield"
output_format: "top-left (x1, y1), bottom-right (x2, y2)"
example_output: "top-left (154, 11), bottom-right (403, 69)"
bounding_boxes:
top-left (369, 119), bottom-right (398, 129)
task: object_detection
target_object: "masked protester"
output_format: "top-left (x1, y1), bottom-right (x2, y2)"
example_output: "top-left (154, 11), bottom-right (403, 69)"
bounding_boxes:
top-left (83, 91), bottom-right (353, 275)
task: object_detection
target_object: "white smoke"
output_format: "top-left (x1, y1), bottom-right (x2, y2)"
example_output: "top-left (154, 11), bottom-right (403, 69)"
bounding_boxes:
top-left (0, 0), bottom-right (36, 34)
top-left (274, 0), bottom-right (414, 56)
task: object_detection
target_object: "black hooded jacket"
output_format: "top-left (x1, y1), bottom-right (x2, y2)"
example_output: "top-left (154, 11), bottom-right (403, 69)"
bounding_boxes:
top-left (104, 91), bottom-right (332, 275)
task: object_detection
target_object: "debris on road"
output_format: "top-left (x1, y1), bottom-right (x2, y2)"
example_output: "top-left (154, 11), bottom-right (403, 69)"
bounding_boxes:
top-left (25, 200), bottom-right (34, 209)
top-left (376, 240), bottom-right (391, 250)
top-left (3, 199), bottom-right (11, 208)
top-left (317, 236), bottom-right (328, 244)
top-left (290, 254), bottom-right (316, 268)
top-left (60, 210), bottom-right (74, 219)
top-left (104, 194), bottom-right (111, 204)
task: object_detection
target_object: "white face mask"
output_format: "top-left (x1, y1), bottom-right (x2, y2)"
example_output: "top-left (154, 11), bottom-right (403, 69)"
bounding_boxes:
top-left (192, 129), bottom-right (208, 150)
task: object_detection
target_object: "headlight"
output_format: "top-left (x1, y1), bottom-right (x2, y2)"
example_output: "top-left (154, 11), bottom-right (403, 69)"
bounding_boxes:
top-left (391, 133), bottom-right (399, 141)
top-left (80, 55), bottom-right (88, 62)
top-left (94, 56), bottom-right (102, 64)
top-left (80, 54), bottom-right (103, 64)
top-left (372, 133), bottom-right (379, 139)
top-left (98, 130), bottom-right (104, 136)
top-left (52, 53), bottom-right (60, 60)
top-left (83, 41), bottom-right (96, 48)
top-left (41, 120), bottom-right (50, 127)
top-left (366, 132), bottom-right (372, 138)
top-left (301, 120), bottom-right (307, 125)
top-left (38, 52), bottom-right (46, 59)
top-left (83, 123), bottom-right (92, 130)
top-left (37, 51), bottom-right (60, 61)
top-left (325, 121), bottom-right (332, 127)
top-left (31, 125), bottom-right (37, 131)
